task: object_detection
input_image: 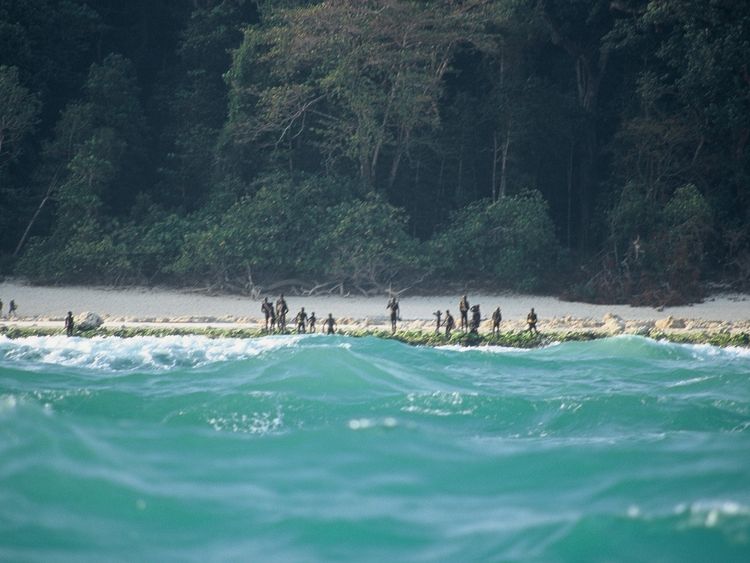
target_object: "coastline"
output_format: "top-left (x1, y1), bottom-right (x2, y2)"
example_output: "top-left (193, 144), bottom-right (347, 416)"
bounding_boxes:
top-left (1, 280), bottom-right (748, 347)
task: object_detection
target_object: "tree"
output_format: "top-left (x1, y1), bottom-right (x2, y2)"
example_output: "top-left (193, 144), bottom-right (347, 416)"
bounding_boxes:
top-left (14, 54), bottom-right (148, 259)
top-left (170, 172), bottom-right (356, 289)
top-left (225, 0), bottom-right (493, 192)
top-left (0, 65), bottom-right (40, 166)
top-left (606, 0), bottom-right (750, 292)
top-left (533, 0), bottom-right (644, 251)
top-left (430, 190), bottom-right (560, 291)
top-left (314, 195), bottom-right (421, 292)
top-left (154, 0), bottom-right (259, 209)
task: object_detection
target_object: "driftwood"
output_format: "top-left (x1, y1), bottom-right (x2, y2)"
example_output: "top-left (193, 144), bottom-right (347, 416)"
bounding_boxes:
top-left (181, 272), bottom-right (426, 299)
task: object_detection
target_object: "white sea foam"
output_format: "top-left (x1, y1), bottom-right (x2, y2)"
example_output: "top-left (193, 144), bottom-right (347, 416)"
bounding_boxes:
top-left (401, 391), bottom-right (477, 416)
top-left (347, 416), bottom-right (399, 430)
top-left (653, 338), bottom-right (750, 360)
top-left (0, 334), bottom-right (306, 372)
top-left (207, 406), bottom-right (284, 435)
top-left (435, 344), bottom-right (533, 354)
top-left (667, 376), bottom-right (712, 388)
top-left (672, 500), bottom-right (750, 530)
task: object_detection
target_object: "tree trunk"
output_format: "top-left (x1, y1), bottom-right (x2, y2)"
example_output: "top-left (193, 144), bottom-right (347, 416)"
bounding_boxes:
top-left (14, 179), bottom-right (56, 257)
top-left (456, 149), bottom-right (463, 203)
top-left (499, 126), bottom-right (510, 199)
top-left (566, 138), bottom-right (574, 248)
top-left (492, 131), bottom-right (498, 202)
top-left (578, 121), bottom-right (597, 252)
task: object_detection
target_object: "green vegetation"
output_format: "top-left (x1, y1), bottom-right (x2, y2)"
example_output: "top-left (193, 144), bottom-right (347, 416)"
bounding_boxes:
top-left (2, 1), bottom-right (749, 303)
top-left (2, 324), bottom-right (748, 349)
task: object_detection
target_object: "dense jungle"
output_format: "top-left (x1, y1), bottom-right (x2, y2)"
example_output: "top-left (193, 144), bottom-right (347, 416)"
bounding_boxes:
top-left (1, 0), bottom-right (748, 304)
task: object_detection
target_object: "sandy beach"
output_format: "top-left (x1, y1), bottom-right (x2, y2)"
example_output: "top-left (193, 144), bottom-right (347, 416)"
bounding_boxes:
top-left (1, 280), bottom-right (748, 335)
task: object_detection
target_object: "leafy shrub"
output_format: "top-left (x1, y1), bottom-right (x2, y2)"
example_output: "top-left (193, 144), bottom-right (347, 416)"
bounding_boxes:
top-left (429, 190), bottom-right (560, 291)
top-left (169, 172), bottom-right (356, 287)
top-left (314, 194), bottom-right (423, 290)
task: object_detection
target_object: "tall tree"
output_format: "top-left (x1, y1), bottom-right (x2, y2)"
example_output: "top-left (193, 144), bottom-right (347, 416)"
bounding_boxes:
top-left (14, 54), bottom-right (148, 257)
top-left (225, 0), bottom-right (493, 192)
top-left (0, 65), bottom-right (40, 167)
top-left (154, 0), bottom-right (259, 209)
top-left (534, 0), bottom-right (642, 251)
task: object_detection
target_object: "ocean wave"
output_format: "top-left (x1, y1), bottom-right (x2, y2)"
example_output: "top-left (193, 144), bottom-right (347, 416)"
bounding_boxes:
top-left (0, 334), bottom-right (318, 372)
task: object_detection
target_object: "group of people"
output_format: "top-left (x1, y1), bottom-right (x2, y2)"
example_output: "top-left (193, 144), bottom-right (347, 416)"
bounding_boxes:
top-left (0, 298), bottom-right (18, 319)
top-left (54, 293), bottom-right (540, 338)
top-left (427, 295), bottom-right (538, 337)
top-left (258, 293), bottom-right (540, 337)
top-left (261, 294), bottom-right (336, 334)
top-left (1, 297), bottom-right (76, 338)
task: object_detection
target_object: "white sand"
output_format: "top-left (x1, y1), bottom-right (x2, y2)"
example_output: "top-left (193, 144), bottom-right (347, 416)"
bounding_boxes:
top-left (1, 280), bottom-right (748, 333)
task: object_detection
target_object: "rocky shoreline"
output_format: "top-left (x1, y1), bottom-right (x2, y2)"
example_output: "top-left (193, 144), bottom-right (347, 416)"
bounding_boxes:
top-left (2, 314), bottom-right (749, 349)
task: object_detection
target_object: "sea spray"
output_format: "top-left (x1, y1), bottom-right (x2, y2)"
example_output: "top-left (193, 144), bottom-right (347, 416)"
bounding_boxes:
top-left (1, 335), bottom-right (749, 561)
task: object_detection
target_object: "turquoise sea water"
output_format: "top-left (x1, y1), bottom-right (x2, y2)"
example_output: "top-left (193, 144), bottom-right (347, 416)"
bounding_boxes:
top-left (1, 334), bottom-right (749, 562)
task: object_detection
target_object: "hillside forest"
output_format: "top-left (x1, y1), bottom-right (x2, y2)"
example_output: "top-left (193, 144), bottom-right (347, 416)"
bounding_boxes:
top-left (1, 0), bottom-right (749, 304)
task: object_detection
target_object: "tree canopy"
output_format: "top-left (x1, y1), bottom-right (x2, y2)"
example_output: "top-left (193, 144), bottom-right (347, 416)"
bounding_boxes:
top-left (2, 0), bottom-right (749, 302)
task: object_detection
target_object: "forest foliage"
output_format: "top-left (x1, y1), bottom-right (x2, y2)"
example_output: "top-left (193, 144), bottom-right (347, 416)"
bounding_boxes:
top-left (1, 0), bottom-right (749, 303)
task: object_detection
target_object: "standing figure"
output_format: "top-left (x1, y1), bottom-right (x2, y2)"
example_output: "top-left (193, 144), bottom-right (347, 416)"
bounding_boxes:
top-left (8, 299), bottom-right (17, 319)
top-left (433, 310), bottom-right (442, 333)
top-left (295, 307), bottom-right (308, 333)
top-left (308, 312), bottom-right (317, 333)
top-left (444, 310), bottom-right (455, 337)
top-left (261, 297), bottom-right (275, 331)
top-left (0, 298), bottom-right (3, 318)
top-left (526, 307), bottom-right (539, 334)
top-left (276, 294), bottom-right (289, 332)
top-left (491, 307), bottom-right (502, 336)
top-left (459, 295), bottom-right (470, 331)
top-left (470, 304), bottom-right (481, 333)
top-left (386, 297), bottom-right (400, 333)
top-left (324, 313), bottom-right (336, 335)
top-left (269, 305), bottom-right (277, 331)
top-left (64, 311), bottom-right (75, 337)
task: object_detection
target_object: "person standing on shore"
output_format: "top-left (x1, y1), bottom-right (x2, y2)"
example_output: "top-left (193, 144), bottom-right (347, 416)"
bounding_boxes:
top-left (459, 295), bottom-right (469, 331)
top-left (261, 298), bottom-right (275, 332)
top-left (324, 313), bottom-right (336, 335)
top-left (387, 297), bottom-right (400, 333)
top-left (295, 307), bottom-right (308, 333)
top-left (0, 298), bottom-right (3, 319)
top-left (491, 307), bottom-right (502, 336)
top-left (526, 308), bottom-right (539, 334)
top-left (433, 310), bottom-right (442, 333)
top-left (276, 294), bottom-right (288, 332)
top-left (444, 310), bottom-right (455, 337)
top-left (8, 300), bottom-right (17, 319)
top-left (470, 304), bottom-right (481, 334)
top-left (308, 312), bottom-right (317, 333)
top-left (64, 311), bottom-right (75, 337)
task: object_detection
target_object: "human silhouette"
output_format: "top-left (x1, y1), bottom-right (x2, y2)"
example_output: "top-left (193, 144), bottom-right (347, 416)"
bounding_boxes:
top-left (433, 310), bottom-right (442, 333)
top-left (295, 307), bottom-right (308, 333)
top-left (276, 294), bottom-right (288, 332)
top-left (65, 311), bottom-right (74, 337)
top-left (386, 297), bottom-right (400, 333)
top-left (491, 307), bottom-right (502, 336)
top-left (261, 297), bottom-right (275, 331)
top-left (444, 310), bottom-right (455, 337)
top-left (459, 295), bottom-right (469, 331)
top-left (470, 304), bottom-right (481, 333)
top-left (324, 313), bottom-right (336, 334)
top-left (308, 312), bottom-right (317, 333)
top-left (526, 308), bottom-right (539, 334)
